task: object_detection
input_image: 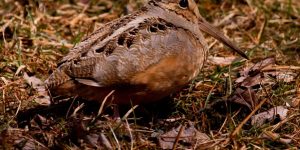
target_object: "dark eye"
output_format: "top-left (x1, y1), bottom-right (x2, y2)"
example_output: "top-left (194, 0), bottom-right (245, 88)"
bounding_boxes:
top-left (179, 0), bottom-right (189, 8)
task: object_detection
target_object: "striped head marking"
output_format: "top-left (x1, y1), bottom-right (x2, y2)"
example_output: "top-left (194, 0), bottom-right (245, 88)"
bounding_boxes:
top-left (148, 0), bottom-right (201, 24)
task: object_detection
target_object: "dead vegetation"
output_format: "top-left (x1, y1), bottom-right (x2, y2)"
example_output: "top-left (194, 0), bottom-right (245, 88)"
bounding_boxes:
top-left (0, 0), bottom-right (300, 149)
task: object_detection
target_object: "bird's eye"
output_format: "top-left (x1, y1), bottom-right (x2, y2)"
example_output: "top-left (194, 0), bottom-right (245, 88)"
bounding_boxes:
top-left (179, 0), bottom-right (189, 8)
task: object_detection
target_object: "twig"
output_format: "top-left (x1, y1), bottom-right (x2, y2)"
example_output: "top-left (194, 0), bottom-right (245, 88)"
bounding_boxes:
top-left (109, 125), bottom-right (121, 150)
top-left (172, 124), bottom-right (186, 150)
top-left (65, 97), bottom-right (77, 118)
top-left (218, 115), bottom-right (228, 133)
top-left (256, 15), bottom-right (266, 45)
top-left (121, 105), bottom-right (139, 121)
top-left (125, 119), bottom-right (134, 150)
top-left (71, 103), bottom-right (85, 117)
top-left (204, 82), bottom-right (218, 108)
top-left (7, 94), bottom-right (22, 124)
top-left (97, 90), bottom-right (115, 117)
top-left (262, 65), bottom-right (300, 71)
top-left (231, 98), bottom-right (268, 138)
top-left (113, 105), bottom-right (139, 131)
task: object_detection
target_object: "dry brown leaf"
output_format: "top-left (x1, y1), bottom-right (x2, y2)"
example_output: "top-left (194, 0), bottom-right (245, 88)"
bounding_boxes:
top-left (237, 58), bottom-right (298, 86)
top-left (1, 128), bottom-right (49, 150)
top-left (208, 56), bottom-right (238, 66)
top-left (86, 134), bottom-right (101, 148)
top-left (251, 106), bottom-right (289, 126)
top-left (158, 122), bottom-right (209, 149)
top-left (261, 131), bottom-right (292, 144)
top-left (236, 58), bottom-right (275, 87)
top-left (99, 133), bottom-right (113, 150)
top-left (228, 87), bottom-right (257, 110)
top-left (23, 73), bottom-right (51, 106)
top-left (230, 58), bottom-right (298, 109)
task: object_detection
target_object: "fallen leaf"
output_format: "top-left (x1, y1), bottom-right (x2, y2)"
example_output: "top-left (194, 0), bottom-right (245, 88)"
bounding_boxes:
top-left (23, 73), bottom-right (45, 92)
top-left (208, 56), bottom-right (238, 66)
top-left (237, 58), bottom-right (298, 86)
top-left (99, 133), bottom-right (113, 150)
top-left (251, 106), bottom-right (289, 126)
top-left (1, 128), bottom-right (48, 150)
top-left (263, 70), bottom-right (297, 83)
top-left (228, 58), bottom-right (275, 109)
top-left (228, 87), bottom-right (258, 110)
top-left (158, 122), bottom-right (209, 149)
top-left (261, 131), bottom-right (292, 144)
top-left (86, 134), bottom-right (101, 148)
top-left (230, 58), bottom-right (298, 109)
top-left (236, 58), bottom-right (275, 87)
top-left (23, 73), bottom-right (50, 106)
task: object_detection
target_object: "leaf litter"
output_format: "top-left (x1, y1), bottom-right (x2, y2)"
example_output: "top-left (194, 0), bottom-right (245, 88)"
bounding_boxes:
top-left (0, 0), bottom-right (300, 149)
top-left (157, 122), bottom-right (210, 149)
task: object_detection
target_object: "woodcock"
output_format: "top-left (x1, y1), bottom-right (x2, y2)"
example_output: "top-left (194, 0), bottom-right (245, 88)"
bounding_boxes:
top-left (45, 0), bottom-right (248, 105)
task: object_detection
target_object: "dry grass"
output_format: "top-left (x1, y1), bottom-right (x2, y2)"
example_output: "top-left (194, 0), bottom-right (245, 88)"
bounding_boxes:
top-left (0, 0), bottom-right (300, 149)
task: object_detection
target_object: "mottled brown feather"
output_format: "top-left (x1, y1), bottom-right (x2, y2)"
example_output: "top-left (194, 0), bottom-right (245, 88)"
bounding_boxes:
top-left (45, 0), bottom-right (247, 105)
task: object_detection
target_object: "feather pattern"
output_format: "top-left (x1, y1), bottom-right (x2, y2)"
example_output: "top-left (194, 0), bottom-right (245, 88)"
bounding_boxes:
top-left (45, 0), bottom-right (246, 104)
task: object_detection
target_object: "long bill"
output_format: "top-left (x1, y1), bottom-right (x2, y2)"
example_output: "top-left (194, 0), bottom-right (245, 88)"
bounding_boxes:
top-left (198, 19), bottom-right (249, 59)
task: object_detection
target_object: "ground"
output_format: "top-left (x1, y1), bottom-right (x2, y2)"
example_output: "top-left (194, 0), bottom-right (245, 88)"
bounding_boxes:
top-left (0, 0), bottom-right (300, 149)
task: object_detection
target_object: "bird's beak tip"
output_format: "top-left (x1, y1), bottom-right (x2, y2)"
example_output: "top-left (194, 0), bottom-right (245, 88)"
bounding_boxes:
top-left (198, 19), bottom-right (249, 60)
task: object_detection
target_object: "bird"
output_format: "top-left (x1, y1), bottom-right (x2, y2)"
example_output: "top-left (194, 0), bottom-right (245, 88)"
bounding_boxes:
top-left (45, 0), bottom-right (248, 105)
